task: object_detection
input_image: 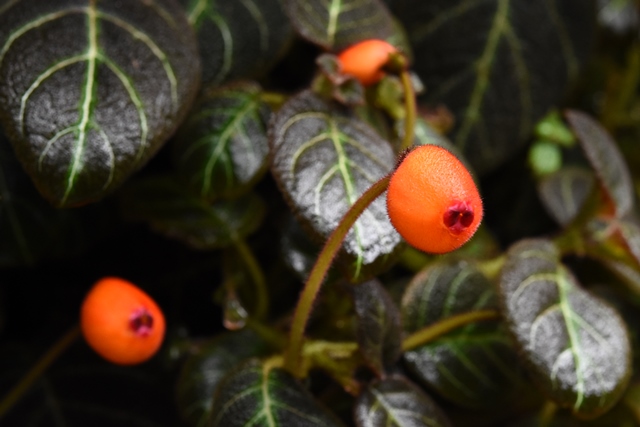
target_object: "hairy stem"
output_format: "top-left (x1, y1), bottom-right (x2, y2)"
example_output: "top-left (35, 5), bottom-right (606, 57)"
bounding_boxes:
top-left (0, 325), bottom-right (81, 419)
top-left (284, 174), bottom-right (392, 376)
top-left (402, 310), bottom-right (500, 352)
top-left (399, 70), bottom-right (417, 152)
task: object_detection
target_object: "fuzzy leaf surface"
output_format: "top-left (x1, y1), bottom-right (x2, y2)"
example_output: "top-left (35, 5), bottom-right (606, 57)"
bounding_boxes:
top-left (537, 167), bottom-right (595, 226)
top-left (283, 0), bottom-right (394, 51)
top-left (120, 176), bottom-right (265, 250)
top-left (353, 279), bottom-right (403, 375)
top-left (173, 82), bottom-right (270, 201)
top-left (0, 0), bottom-right (200, 206)
top-left (499, 238), bottom-right (631, 417)
top-left (402, 259), bottom-right (521, 408)
top-left (565, 110), bottom-right (634, 218)
top-left (388, 0), bottom-right (596, 174)
top-left (176, 330), bottom-right (271, 427)
top-left (270, 91), bottom-right (401, 280)
top-left (182, 0), bottom-right (292, 85)
top-left (354, 376), bottom-right (452, 427)
top-left (209, 360), bottom-right (344, 427)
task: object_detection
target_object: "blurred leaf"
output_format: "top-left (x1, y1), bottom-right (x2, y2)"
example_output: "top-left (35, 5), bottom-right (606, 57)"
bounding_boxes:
top-left (279, 215), bottom-right (321, 280)
top-left (499, 238), bottom-right (632, 418)
top-left (598, 0), bottom-right (639, 34)
top-left (352, 279), bottom-right (402, 375)
top-left (0, 0), bottom-right (200, 206)
top-left (354, 376), bottom-right (452, 427)
top-left (175, 330), bottom-right (271, 427)
top-left (119, 176), bottom-right (265, 249)
top-left (402, 259), bottom-right (521, 408)
top-left (209, 359), bottom-right (345, 426)
top-left (172, 82), bottom-right (270, 201)
top-left (388, 0), bottom-right (596, 174)
top-left (0, 133), bottom-right (89, 266)
top-left (270, 91), bottom-right (401, 281)
top-left (182, 0), bottom-right (292, 86)
top-left (283, 0), bottom-right (395, 51)
top-left (0, 344), bottom-right (181, 427)
top-left (565, 110), bottom-right (634, 218)
top-left (537, 167), bottom-right (595, 226)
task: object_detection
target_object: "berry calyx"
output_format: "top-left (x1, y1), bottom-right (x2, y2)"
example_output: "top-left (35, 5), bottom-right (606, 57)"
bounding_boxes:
top-left (386, 145), bottom-right (483, 254)
top-left (337, 39), bottom-right (398, 86)
top-left (81, 277), bottom-right (165, 365)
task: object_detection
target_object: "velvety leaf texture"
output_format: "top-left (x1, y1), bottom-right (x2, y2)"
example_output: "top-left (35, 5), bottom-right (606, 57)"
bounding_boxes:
top-left (176, 330), bottom-right (271, 427)
top-left (283, 0), bottom-right (395, 50)
top-left (209, 360), bottom-right (344, 427)
top-left (402, 259), bottom-right (521, 408)
top-left (172, 82), bottom-right (270, 201)
top-left (280, 215), bottom-right (321, 281)
top-left (353, 279), bottom-right (403, 375)
top-left (354, 376), bottom-right (452, 427)
top-left (537, 167), bottom-right (595, 226)
top-left (119, 176), bottom-right (265, 249)
top-left (565, 109), bottom-right (634, 218)
top-left (183, 0), bottom-right (292, 86)
top-left (388, 0), bottom-right (596, 174)
top-left (499, 239), bottom-right (632, 417)
top-left (270, 91), bottom-right (401, 280)
top-left (0, 0), bottom-right (201, 207)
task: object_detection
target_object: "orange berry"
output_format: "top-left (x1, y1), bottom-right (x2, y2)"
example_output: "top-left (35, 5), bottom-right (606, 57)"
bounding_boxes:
top-left (337, 39), bottom-right (398, 85)
top-left (386, 145), bottom-right (483, 254)
top-left (81, 277), bottom-right (165, 365)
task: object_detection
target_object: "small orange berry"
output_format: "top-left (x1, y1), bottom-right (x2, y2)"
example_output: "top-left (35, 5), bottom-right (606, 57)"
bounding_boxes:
top-left (81, 277), bottom-right (165, 365)
top-left (386, 145), bottom-right (483, 254)
top-left (337, 39), bottom-right (398, 85)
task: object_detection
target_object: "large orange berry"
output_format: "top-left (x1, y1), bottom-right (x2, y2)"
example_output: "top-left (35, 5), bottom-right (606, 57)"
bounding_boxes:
top-left (81, 277), bottom-right (165, 365)
top-left (337, 39), bottom-right (398, 86)
top-left (386, 145), bottom-right (483, 254)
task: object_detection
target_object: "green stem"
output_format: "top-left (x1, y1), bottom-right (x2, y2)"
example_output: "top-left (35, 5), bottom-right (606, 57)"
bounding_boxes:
top-left (402, 310), bottom-right (500, 352)
top-left (0, 325), bottom-right (81, 419)
top-left (284, 174), bottom-right (392, 376)
top-left (476, 255), bottom-right (506, 281)
top-left (233, 238), bottom-right (269, 320)
top-left (538, 400), bottom-right (558, 427)
top-left (399, 70), bottom-right (417, 152)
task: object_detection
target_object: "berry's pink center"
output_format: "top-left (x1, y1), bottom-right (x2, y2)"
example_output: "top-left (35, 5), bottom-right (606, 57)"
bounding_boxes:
top-left (443, 201), bottom-right (474, 234)
top-left (129, 307), bottom-right (154, 337)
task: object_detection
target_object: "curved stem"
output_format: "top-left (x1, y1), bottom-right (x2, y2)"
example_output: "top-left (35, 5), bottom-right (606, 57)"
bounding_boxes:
top-left (284, 174), bottom-right (392, 376)
top-left (399, 70), bottom-right (417, 152)
top-left (402, 310), bottom-right (500, 352)
top-left (233, 238), bottom-right (269, 320)
top-left (0, 325), bottom-right (81, 419)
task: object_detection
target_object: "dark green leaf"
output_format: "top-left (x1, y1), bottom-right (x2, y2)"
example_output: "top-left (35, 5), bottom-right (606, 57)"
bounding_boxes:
top-left (537, 167), bottom-right (595, 226)
top-left (402, 259), bottom-right (521, 408)
top-left (280, 215), bottom-right (321, 280)
top-left (176, 330), bottom-right (272, 427)
top-left (172, 82), bottom-right (270, 201)
top-left (565, 109), bottom-right (634, 217)
top-left (0, 132), bottom-right (88, 266)
top-left (283, 0), bottom-right (395, 50)
top-left (499, 238), bottom-right (632, 417)
top-left (119, 176), bottom-right (265, 249)
top-left (182, 0), bottom-right (292, 86)
top-left (0, 0), bottom-right (201, 206)
top-left (209, 360), bottom-right (345, 427)
top-left (389, 0), bottom-right (596, 174)
top-left (352, 279), bottom-right (402, 375)
top-left (354, 376), bottom-right (452, 427)
top-left (270, 91), bottom-right (401, 281)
